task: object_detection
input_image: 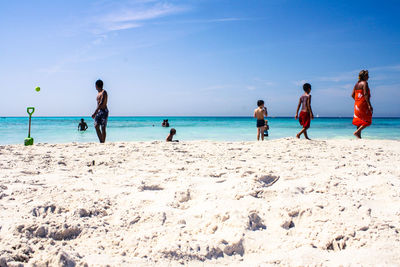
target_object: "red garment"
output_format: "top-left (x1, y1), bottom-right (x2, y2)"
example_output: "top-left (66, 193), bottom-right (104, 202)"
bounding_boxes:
top-left (299, 111), bottom-right (310, 129)
top-left (353, 89), bottom-right (372, 127)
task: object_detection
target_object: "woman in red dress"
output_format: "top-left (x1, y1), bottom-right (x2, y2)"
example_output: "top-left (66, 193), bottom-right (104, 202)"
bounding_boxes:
top-left (352, 70), bottom-right (373, 139)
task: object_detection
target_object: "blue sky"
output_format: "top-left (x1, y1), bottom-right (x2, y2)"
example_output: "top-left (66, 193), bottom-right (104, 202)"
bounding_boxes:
top-left (1, 0), bottom-right (399, 117)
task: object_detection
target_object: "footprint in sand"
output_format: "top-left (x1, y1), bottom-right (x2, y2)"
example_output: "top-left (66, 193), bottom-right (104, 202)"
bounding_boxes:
top-left (257, 175), bottom-right (280, 187)
top-left (139, 183), bottom-right (163, 191)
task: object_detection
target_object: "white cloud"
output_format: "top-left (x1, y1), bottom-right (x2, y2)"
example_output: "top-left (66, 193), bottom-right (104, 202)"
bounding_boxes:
top-left (315, 64), bottom-right (400, 83)
top-left (316, 71), bottom-right (356, 82)
top-left (104, 22), bottom-right (142, 32)
top-left (370, 64), bottom-right (400, 72)
top-left (253, 78), bottom-right (275, 87)
top-left (94, 2), bottom-right (188, 33)
top-left (104, 3), bottom-right (184, 22)
top-left (37, 34), bottom-right (115, 75)
top-left (38, 1), bottom-right (188, 74)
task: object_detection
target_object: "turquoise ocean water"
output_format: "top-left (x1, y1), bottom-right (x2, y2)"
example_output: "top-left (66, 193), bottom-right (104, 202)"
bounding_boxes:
top-left (0, 117), bottom-right (399, 145)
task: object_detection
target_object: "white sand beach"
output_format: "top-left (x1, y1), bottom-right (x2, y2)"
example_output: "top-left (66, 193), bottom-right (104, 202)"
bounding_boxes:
top-left (0, 138), bottom-right (400, 266)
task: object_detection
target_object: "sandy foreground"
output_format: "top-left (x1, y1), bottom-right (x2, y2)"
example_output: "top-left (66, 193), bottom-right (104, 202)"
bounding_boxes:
top-left (0, 138), bottom-right (399, 266)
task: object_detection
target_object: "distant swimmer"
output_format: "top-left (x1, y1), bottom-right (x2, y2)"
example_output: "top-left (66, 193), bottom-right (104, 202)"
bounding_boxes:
top-left (166, 128), bottom-right (179, 142)
top-left (91, 79), bottom-right (109, 143)
top-left (352, 70), bottom-right (373, 139)
top-left (162, 119), bottom-right (170, 127)
top-left (295, 83), bottom-right (314, 140)
top-left (254, 100), bottom-right (268, 141)
top-left (78, 118), bottom-right (88, 131)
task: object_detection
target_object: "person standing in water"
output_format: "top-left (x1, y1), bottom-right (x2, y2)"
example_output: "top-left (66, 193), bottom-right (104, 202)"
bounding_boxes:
top-left (254, 100), bottom-right (268, 141)
top-left (352, 70), bottom-right (373, 139)
top-left (295, 83), bottom-right (314, 139)
top-left (92, 79), bottom-right (109, 143)
top-left (78, 118), bottom-right (88, 131)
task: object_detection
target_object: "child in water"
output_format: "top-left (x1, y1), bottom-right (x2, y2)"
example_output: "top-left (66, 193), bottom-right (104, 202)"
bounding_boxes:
top-left (295, 83), bottom-right (314, 139)
top-left (166, 128), bottom-right (179, 142)
top-left (254, 100), bottom-right (268, 141)
top-left (264, 119), bottom-right (269, 137)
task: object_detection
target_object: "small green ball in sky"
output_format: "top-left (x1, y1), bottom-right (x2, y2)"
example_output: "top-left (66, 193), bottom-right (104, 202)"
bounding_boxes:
top-left (35, 86), bottom-right (40, 92)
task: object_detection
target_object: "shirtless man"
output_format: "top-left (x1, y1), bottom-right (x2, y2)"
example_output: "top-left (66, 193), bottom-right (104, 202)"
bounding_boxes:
top-left (295, 83), bottom-right (314, 140)
top-left (91, 79), bottom-right (109, 143)
top-left (254, 100), bottom-right (268, 141)
top-left (78, 118), bottom-right (88, 131)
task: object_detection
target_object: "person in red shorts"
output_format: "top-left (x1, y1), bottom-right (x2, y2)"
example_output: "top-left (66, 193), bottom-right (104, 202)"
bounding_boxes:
top-left (295, 83), bottom-right (314, 140)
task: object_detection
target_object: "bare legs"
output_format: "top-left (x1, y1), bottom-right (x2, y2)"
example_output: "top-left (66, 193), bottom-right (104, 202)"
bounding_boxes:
top-left (296, 128), bottom-right (310, 140)
top-left (257, 126), bottom-right (265, 141)
top-left (101, 126), bottom-right (106, 143)
top-left (353, 125), bottom-right (366, 139)
top-left (95, 125), bottom-right (107, 143)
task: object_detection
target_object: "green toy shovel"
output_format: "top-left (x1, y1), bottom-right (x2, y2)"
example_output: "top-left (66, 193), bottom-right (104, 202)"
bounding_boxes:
top-left (24, 107), bottom-right (35, 146)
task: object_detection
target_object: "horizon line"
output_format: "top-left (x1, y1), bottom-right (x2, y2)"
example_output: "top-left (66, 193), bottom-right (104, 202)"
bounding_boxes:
top-left (1, 116), bottom-right (399, 119)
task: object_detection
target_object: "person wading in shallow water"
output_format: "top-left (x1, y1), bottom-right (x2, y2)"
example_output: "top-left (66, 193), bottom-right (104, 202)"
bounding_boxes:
top-left (78, 118), bottom-right (88, 131)
top-left (352, 70), bottom-right (373, 139)
top-left (92, 79), bottom-right (109, 143)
